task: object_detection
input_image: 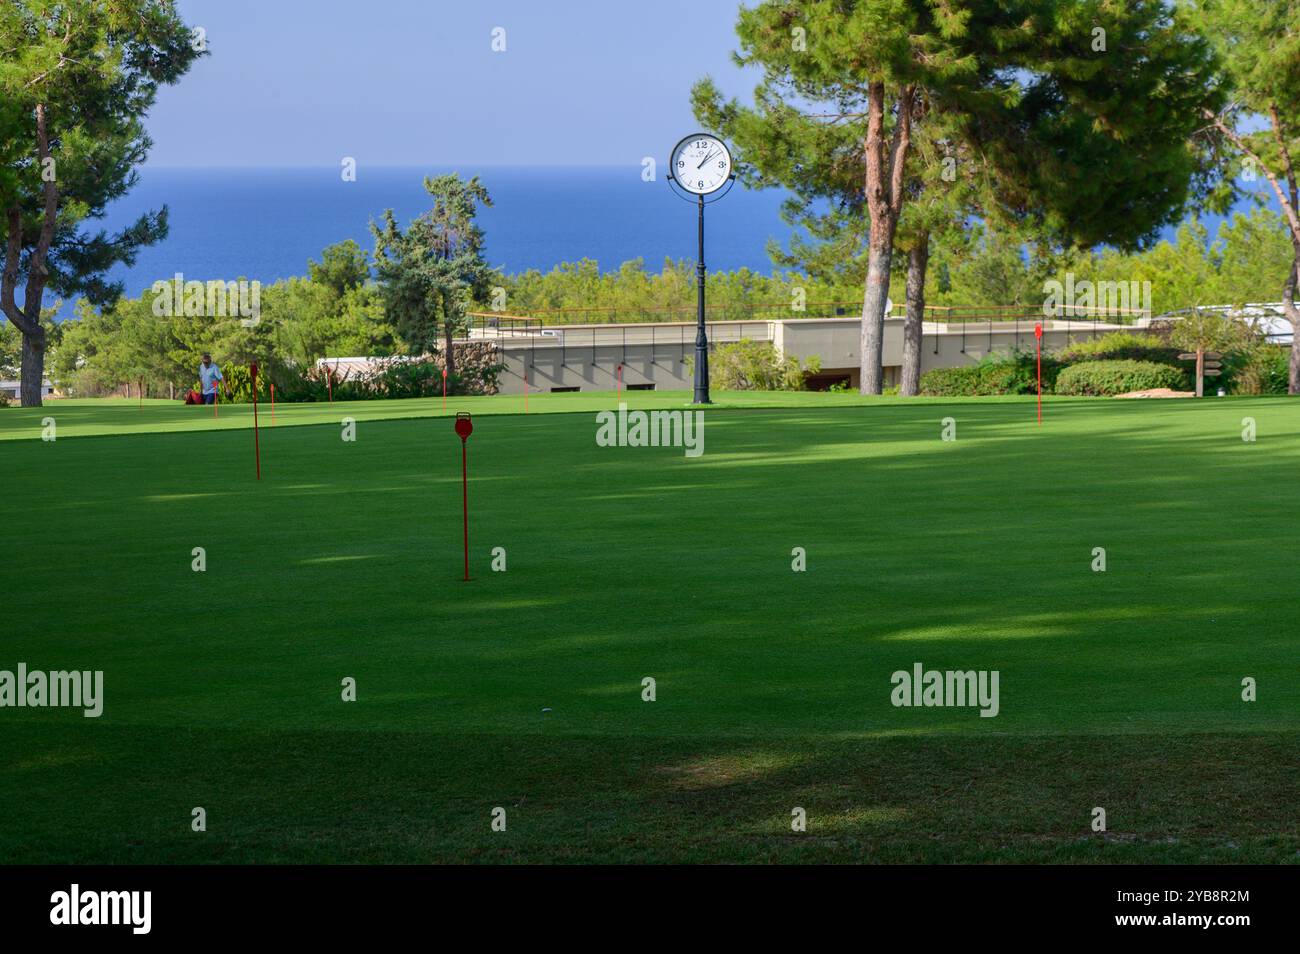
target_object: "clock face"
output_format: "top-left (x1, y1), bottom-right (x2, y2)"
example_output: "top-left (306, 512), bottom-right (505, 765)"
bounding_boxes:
top-left (671, 134), bottom-right (732, 195)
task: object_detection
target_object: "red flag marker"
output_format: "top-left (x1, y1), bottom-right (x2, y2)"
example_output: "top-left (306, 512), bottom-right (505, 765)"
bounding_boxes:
top-left (442, 367), bottom-right (448, 411)
top-left (270, 382), bottom-right (276, 426)
top-left (250, 361), bottom-right (262, 480)
top-left (1034, 322), bottom-right (1043, 426)
top-left (454, 413), bottom-right (474, 581)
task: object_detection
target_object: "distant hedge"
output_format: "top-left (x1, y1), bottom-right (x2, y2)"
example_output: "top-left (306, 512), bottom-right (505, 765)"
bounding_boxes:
top-left (706, 338), bottom-right (821, 390)
top-left (919, 350), bottom-right (1059, 396)
top-left (214, 344), bottom-right (504, 404)
top-left (920, 364), bottom-right (1008, 396)
top-left (1223, 344), bottom-right (1290, 395)
top-left (1055, 332), bottom-right (1182, 367)
top-left (1054, 359), bottom-right (1188, 396)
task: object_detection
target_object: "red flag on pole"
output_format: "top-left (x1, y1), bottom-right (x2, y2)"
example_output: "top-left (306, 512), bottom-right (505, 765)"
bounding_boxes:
top-left (1034, 323), bottom-right (1043, 426)
top-left (455, 413), bottom-right (473, 581)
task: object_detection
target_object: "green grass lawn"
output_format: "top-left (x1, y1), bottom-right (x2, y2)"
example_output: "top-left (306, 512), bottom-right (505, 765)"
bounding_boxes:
top-left (2, 391), bottom-right (1297, 863)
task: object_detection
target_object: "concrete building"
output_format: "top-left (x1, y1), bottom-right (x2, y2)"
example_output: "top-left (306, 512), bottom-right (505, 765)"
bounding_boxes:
top-left (0, 379), bottom-right (54, 400)
top-left (466, 313), bottom-right (1157, 394)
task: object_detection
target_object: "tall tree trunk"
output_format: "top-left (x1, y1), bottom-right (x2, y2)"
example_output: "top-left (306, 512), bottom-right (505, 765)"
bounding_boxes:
top-left (20, 328), bottom-right (46, 404)
top-left (1271, 105), bottom-right (1300, 396)
top-left (860, 246), bottom-right (892, 393)
top-left (900, 234), bottom-right (929, 396)
top-left (443, 294), bottom-right (457, 384)
top-left (1, 104), bottom-right (59, 408)
top-left (444, 322), bottom-right (456, 382)
top-left (1206, 102), bottom-right (1300, 389)
top-left (1213, 105), bottom-right (1300, 394)
top-left (859, 83), bottom-right (913, 394)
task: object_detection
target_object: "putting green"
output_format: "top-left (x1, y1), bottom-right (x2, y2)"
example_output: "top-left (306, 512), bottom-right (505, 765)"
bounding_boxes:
top-left (2, 392), bottom-right (1297, 862)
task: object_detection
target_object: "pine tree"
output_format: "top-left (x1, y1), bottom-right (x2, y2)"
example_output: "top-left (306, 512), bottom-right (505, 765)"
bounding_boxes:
top-left (694, 0), bottom-right (1221, 394)
top-left (371, 174), bottom-right (497, 382)
top-left (1188, 0), bottom-right (1300, 392)
top-left (0, 0), bottom-right (202, 406)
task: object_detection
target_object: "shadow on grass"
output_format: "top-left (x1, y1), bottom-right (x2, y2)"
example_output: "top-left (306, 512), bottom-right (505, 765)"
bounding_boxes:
top-left (6, 403), bottom-right (1300, 864)
top-left (3, 726), bottom-right (1296, 864)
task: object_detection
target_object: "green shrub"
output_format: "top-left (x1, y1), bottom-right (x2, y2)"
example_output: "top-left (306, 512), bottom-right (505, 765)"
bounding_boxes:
top-left (212, 344), bottom-right (503, 403)
top-left (705, 338), bottom-right (820, 390)
top-left (919, 350), bottom-right (1059, 396)
top-left (218, 363), bottom-right (259, 403)
top-left (1223, 344), bottom-right (1289, 395)
top-left (1054, 359), bottom-right (1188, 396)
top-left (917, 339), bottom-right (1197, 399)
top-left (0, 391), bottom-right (9, 409)
top-left (919, 364), bottom-right (998, 396)
top-left (999, 348), bottom-right (1062, 393)
top-left (370, 360), bottom-right (439, 399)
top-left (1055, 332), bottom-right (1181, 367)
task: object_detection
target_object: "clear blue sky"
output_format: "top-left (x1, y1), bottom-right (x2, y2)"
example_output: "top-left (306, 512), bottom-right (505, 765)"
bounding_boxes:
top-left (151, 0), bottom-right (758, 168)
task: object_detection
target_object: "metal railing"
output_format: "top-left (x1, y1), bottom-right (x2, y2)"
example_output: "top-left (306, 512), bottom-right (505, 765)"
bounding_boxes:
top-left (463, 306), bottom-right (1159, 375)
top-left (470, 302), bottom-right (1151, 326)
top-left (463, 314), bottom-right (544, 338)
top-left (463, 314), bottom-right (776, 377)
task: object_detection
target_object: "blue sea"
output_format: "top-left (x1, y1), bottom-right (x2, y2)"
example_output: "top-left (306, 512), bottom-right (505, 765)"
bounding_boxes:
top-left (94, 166), bottom-right (794, 304)
top-left (88, 165), bottom-right (1269, 317)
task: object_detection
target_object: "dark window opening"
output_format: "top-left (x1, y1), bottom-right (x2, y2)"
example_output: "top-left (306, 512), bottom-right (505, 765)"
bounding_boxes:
top-left (804, 373), bottom-right (852, 392)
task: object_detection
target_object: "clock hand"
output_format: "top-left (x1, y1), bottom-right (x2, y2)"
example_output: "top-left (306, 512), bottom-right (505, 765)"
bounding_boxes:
top-left (698, 149), bottom-right (718, 169)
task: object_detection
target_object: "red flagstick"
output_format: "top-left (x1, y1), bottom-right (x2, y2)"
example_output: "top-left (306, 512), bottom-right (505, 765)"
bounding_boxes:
top-left (442, 367), bottom-right (448, 411)
top-left (250, 361), bottom-right (262, 480)
top-left (270, 382), bottom-right (276, 426)
top-left (454, 413), bottom-right (474, 581)
top-left (1034, 322), bottom-right (1043, 426)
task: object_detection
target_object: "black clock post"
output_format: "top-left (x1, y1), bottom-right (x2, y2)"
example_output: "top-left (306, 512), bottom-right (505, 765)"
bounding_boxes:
top-left (694, 191), bottom-right (709, 404)
top-left (667, 133), bottom-right (735, 406)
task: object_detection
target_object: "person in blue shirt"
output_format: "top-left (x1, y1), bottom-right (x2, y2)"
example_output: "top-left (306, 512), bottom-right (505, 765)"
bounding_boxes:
top-left (198, 353), bottom-right (224, 404)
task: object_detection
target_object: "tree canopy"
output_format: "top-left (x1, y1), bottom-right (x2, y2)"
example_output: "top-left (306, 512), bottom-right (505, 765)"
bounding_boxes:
top-left (0, 0), bottom-right (202, 405)
top-left (1187, 0), bottom-right (1300, 391)
top-left (694, 0), bottom-right (1222, 393)
top-left (371, 174), bottom-right (496, 379)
